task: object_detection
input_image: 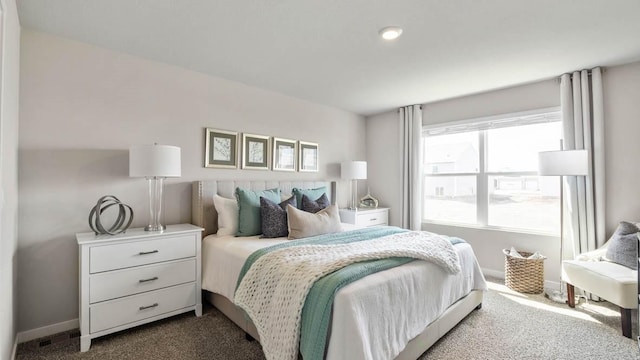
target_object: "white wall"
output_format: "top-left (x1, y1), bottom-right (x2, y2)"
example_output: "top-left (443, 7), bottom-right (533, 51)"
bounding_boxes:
top-left (366, 110), bottom-right (401, 226)
top-left (422, 79), bottom-right (560, 126)
top-left (18, 30), bottom-right (365, 333)
top-left (0, 0), bottom-right (20, 358)
top-left (602, 61), bottom-right (640, 233)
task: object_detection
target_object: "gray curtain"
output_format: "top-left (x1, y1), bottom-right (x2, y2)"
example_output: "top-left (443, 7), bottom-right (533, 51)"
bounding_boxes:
top-left (560, 67), bottom-right (606, 258)
top-left (399, 105), bottom-right (423, 231)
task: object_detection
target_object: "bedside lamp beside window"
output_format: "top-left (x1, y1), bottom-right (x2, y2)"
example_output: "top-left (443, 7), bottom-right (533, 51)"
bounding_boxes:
top-left (129, 144), bottom-right (181, 232)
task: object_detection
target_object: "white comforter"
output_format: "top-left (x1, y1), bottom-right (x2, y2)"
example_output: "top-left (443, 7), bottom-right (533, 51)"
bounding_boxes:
top-left (202, 229), bottom-right (487, 360)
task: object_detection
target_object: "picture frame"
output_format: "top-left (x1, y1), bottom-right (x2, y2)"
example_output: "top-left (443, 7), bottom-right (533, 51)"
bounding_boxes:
top-left (272, 137), bottom-right (297, 171)
top-left (241, 133), bottom-right (270, 170)
top-left (204, 128), bottom-right (238, 168)
top-left (298, 141), bottom-right (319, 172)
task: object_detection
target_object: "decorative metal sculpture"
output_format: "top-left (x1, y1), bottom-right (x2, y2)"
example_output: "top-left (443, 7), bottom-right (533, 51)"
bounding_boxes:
top-left (359, 187), bottom-right (379, 209)
top-left (88, 195), bottom-right (134, 235)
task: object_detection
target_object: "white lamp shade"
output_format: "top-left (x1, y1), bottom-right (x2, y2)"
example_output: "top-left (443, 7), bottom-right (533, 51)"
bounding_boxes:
top-left (538, 149), bottom-right (588, 176)
top-left (341, 161), bottom-right (367, 180)
top-left (129, 144), bottom-right (181, 177)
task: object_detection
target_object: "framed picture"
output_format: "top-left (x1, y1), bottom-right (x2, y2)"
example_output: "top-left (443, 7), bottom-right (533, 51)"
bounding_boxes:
top-left (272, 137), bottom-right (297, 171)
top-left (298, 141), bottom-right (319, 172)
top-left (242, 133), bottom-right (270, 170)
top-left (204, 128), bottom-right (238, 168)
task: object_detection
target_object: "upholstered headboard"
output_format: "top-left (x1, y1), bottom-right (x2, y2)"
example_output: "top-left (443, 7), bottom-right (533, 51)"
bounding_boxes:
top-left (192, 180), bottom-right (337, 237)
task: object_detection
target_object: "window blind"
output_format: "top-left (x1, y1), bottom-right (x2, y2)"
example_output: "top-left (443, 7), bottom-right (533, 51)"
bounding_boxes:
top-left (423, 107), bottom-right (561, 136)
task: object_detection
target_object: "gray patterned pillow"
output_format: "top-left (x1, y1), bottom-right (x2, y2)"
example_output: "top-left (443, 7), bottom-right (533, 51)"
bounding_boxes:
top-left (260, 196), bottom-right (296, 238)
top-left (605, 221), bottom-right (639, 269)
top-left (301, 193), bottom-right (330, 213)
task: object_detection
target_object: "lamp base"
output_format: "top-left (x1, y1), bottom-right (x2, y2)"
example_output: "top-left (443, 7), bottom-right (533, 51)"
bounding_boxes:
top-left (145, 177), bottom-right (166, 233)
top-left (144, 224), bottom-right (166, 232)
top-left (349, 179), bottom-right (359, 210)
top-left (545, 289), bottom-right (567, 303)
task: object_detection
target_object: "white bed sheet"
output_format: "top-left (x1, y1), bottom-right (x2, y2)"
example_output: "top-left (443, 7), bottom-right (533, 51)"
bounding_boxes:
top-left (201, 229), bottom-right (487, 360)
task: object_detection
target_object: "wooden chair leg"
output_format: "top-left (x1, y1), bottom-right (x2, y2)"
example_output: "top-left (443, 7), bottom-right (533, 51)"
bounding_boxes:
top-left (620, 307), bottom-right (632, 338)
top-left (566, 283), bottom-right (575, 308)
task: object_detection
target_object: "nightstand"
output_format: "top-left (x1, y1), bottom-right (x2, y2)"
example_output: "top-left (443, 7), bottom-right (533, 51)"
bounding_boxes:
top-left (76, 223), bottom-right (203, 352)
top-left (339, 208), bottom-right (389, 228)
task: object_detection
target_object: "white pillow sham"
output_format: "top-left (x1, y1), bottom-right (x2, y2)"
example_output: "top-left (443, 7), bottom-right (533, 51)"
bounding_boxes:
top-left (213, 194), bottom-right (239, 236)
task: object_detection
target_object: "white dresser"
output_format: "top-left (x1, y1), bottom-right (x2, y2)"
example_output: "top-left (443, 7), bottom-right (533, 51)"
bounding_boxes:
top-left (339, 208), bottom-right (389, 228)
top-left (76, 224), bottom-right (203, 352)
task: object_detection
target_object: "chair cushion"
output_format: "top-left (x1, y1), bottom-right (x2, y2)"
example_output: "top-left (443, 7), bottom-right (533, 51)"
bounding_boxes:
top-left (562, 259), bottom-right (637, 309)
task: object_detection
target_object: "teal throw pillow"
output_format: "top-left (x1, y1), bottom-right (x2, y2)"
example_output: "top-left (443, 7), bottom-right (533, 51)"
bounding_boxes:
top-left (292, 186), bottom-right (328, 209)
top-left (236, 187), bottom-right (281, 236)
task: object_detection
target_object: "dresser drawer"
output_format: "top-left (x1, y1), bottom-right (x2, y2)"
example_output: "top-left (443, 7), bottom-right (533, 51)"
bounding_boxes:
top-left (89, 259), bottom-right (196, 304)
top-left (90, 283), bottom-right (196, 333)
top-left (357, 211), bottom-right (387, 226)
top-left (90, 234), bottom-right (196, 273)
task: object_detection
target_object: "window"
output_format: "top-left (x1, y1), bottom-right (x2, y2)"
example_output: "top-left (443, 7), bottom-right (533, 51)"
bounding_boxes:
top-left (422, 109), bottom-right (562, 234)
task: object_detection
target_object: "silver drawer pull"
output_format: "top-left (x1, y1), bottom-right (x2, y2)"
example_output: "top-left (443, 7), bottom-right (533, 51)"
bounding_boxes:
top-left (369, 218), bottom-right (377, 221)
top-left (139, 276), bottom-right (159, 283)
top-left (139, 303), bottom-right (159, 311)
top-left (138, 250), bottom-right (159, 255)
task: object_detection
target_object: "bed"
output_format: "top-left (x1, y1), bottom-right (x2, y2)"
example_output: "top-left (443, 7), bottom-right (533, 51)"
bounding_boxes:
top-left (192, 180), bottom-right (487, 360)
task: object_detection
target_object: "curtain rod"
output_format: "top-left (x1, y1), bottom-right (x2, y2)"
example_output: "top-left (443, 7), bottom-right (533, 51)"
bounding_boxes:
top-left (556, 67), bottom-right (606, 82)
top-left (397, 105), bottom-right (423, 112)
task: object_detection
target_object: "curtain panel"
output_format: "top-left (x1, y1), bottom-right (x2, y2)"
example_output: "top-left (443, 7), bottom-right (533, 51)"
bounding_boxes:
top-left (560, 67), bottom-right (606, 259)
top-left (399, 105), bottom-right (423, 231)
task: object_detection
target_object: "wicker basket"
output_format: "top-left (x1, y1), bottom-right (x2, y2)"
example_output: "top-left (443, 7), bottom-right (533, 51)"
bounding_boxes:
top-left (502, 249), bottom-right (546, 294)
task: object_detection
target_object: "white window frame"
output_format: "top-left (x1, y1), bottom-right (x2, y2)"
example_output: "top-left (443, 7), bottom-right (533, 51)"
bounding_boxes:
top-left (422, 107), bottom-right (561, 235)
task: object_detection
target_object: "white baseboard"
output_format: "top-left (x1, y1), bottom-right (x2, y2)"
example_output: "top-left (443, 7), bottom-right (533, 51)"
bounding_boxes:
top-left (16, 318), bottom-right (78, 344)
top-left (544, 280), bottom-right (561, 291)
top-left (482, 267), bottom-right (560, 292)
top-left (481, 267), bottom-right (504, 279)
top-left (12, 336), bottom-right (18, 360)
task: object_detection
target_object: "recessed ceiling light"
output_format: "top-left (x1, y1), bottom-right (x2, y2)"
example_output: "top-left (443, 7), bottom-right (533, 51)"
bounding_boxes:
top-left (379, 26), bottom-right (403, 40)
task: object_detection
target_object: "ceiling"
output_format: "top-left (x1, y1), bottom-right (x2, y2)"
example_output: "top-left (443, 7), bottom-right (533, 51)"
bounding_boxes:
top-left (16, 0), bottom-right (640, 116)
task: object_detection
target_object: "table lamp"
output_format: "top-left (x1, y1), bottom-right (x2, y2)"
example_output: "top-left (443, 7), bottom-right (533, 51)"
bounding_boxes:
top-left (129, 144), bottom-right (181, 231)
top-left (341, 161), bottom-right (367, 210)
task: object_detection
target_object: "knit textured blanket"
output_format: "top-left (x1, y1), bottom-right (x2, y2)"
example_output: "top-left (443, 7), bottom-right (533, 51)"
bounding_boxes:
top-left (234, 228), bottom-right (462, 360)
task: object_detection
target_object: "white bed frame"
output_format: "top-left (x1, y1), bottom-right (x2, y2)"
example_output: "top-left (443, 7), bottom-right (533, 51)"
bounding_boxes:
top-left (191, 180), bottom-right (483, 360)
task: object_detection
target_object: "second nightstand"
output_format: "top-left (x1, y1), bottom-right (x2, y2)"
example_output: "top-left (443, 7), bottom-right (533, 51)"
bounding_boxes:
top-left (339, 207), bottom-right (389, 228)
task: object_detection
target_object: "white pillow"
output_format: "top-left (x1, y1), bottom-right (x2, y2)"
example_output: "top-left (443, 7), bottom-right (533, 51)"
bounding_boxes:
top-left (213, 194), bottom-right (239, 236)
top-left (286, 204), bottom-right (342, 240)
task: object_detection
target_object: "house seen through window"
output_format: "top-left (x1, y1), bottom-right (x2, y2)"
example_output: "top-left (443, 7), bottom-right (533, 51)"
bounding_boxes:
top-left (422, 109), bottom-right (562, 234)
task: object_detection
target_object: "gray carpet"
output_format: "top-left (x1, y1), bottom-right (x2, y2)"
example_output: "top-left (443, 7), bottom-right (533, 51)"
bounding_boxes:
top-left (16, 278), bottom-right (640, 359)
